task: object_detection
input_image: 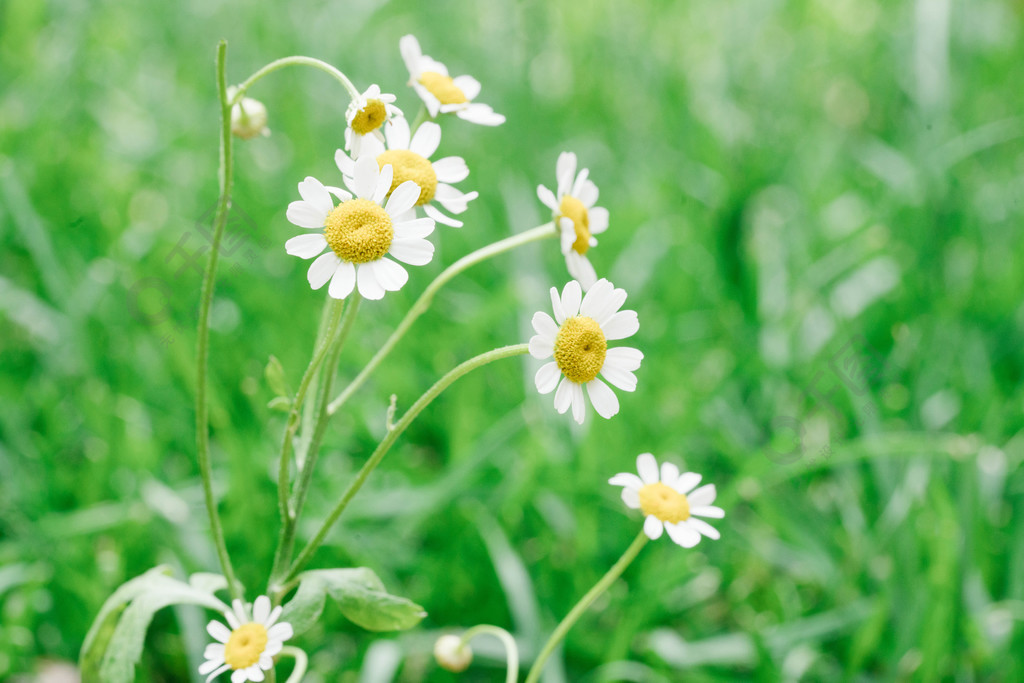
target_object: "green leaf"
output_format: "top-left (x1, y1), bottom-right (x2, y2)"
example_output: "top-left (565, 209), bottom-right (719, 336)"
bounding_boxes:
top-left (265, 355), bottom-right (291, 397)
top-left (280, 568), bottom-right (426, 636)
top-left (80, 567), bottom-right (229, 683)
top-left (268, 396), bottom-right (292, 413)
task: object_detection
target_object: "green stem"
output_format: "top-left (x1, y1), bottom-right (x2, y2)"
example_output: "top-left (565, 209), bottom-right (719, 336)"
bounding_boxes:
top-left (195, 40), bottom-right (242, 603)
top-left (279, 646), bottom-right (308, 683)
top-left (524, 532), bottom-right (650, 683)
top-left (283, 343), bottom-right (531, 586)
top-left (231, 56), bottom-right (360, 103)
top-left (270, 294), bottom-right (362, 590)
top-left (327, 223), bottom-right (557, 416)
top-left (460, 625), bottom-right (519, 683)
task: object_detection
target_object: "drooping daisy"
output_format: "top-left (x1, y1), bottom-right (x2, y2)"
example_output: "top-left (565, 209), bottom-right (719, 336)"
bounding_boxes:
top-left (399, 34), bottom-right (505, 126)
top-left (609, 453), bottom-right (725, 548)
top-left (529, 279), bottom-right (642, 424)
top-left (199, 596), bottom-right (294, 683)
top-left (284, 156), bottom-right (436, 300)
top-left (336, 118), bottom-right (477, 228)
top-left (344, 84), bottom-right (402, 160)
top-left (227, 86), bottom-right (269, 140)
top-left (537, 152), bottom-right (610, 291)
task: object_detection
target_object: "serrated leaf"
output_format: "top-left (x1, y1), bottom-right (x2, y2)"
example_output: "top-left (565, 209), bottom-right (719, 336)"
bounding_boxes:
top-left (280, 568), bottom-right (425, 636)
top-left (265, 355), bottom-right (291, 398)
top-left (268, 396), bottom-right (292, 413)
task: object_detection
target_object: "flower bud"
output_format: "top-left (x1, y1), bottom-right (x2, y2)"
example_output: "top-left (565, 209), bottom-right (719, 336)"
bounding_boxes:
top-left (228, 86), bottom-right (269, 140)
top-left (433, 634), bottom-right (472, 672)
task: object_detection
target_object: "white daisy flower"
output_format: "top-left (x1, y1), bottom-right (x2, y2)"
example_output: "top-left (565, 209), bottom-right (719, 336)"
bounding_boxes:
top-left (529, 279), bottom-right (642, 424)
top-left (284, 156), bottom-right (436, 301)
top-left (537, 152), bottom-right (610, 291)
top-left (609, 453), bottom-right (725, 548)
top-left (336, 117), bottom-right (477, 228)
top-left (199, 595), bottom-right (294, 683)
top-left (344, 83), bottom-right (402, 160)
top-left (227, 86), bottom-right (269, 140)
top-left (399, 34), bottom-right (505, 126)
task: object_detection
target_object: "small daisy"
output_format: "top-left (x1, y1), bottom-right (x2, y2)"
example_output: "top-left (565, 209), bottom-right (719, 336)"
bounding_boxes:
top-left (344, 84), bottom-right (402, 160)
top-left (199, 595), bottom-right (294, 683)
top-left (336, 117), bottom-right (477, 228)
top-left (399, 34), bottom-right (505, 126)
top-left (537, 152), bottom-right (609, 291)
top-left (284, 156), bottom-right (436, 300)
top-left (529, 279), bottom-right (642, 424)
top-left (609, 453), bottom-right (725, 548)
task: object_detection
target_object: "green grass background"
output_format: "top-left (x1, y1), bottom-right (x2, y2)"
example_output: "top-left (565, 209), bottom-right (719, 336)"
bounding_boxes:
top-left (2, 0), bottom-right (1024, 680)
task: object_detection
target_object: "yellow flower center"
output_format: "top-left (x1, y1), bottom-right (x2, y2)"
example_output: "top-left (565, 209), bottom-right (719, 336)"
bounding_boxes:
top-left (224, 623), bottom-right (269, 670)
top-left (553, 316), bottom-right (606, 384)
top-left (419, 71), bottom-right (468, 105)
top-left (559, 195), bottom-right (590, 255)
top-left (376, 150), bottom-right (437, 206)
top-left (324, 198), bottom-right (394, 263)
top-left (351, 99), bottom-right (388, 136)
top-left (638, 482), bottom-right (690, 524)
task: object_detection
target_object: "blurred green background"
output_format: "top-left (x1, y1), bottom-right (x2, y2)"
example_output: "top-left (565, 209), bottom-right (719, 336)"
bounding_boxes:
top-left (2, 0), bottom-right (1024, 680)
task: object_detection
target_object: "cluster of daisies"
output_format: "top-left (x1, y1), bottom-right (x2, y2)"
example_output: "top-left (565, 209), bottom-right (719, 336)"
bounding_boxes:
top-left (204, 34), bottom-right (725, 682)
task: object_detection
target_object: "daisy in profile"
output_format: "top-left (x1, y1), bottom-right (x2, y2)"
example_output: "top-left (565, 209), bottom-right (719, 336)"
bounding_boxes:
top-left (399, 34), bottom-right (505, 126)
top-left (336, 118), bottom-right (477, 227)
top-left (199, 595), bottom-right (293, 683)
top-left (345, 84), bottom-right (402, 159)
top-left (609, 453), bottom-right (724, 548)
top-left (537, 152), bottom-right (609, 291)
top-left (529, 279), bottom-right (642, 424)
top-left (284, 156), bottom-right (435, 300)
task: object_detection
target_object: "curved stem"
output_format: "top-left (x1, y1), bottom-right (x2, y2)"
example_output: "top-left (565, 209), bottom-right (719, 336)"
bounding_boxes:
top-left (524, 532), bottom-right (649, 683)
top-left (327, 223), bottom-right (556, 416)
top-left (195, 40), bottom-right (242, 602)
top-left (460, 625), bottom-right (519, 683)
top-left (283, 343), bottom-right (531, 585)
top-left (232, 56), bottom-right (360, 103)
top-left (279, 646), bottom-right (309, 683)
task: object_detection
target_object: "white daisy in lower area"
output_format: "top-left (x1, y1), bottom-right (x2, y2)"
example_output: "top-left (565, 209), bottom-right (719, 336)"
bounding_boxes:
top-left (399, 34), bottom-right (505, 126)
top-left (537, 152), bottom-right (610, 291)
top-left (529, 279), bottom-right (642, 424)
top-left (345, 84), bottom-right (402, 160)
top-left (609, 453), bottom-right (725, 548)
top-left (199, 596), bottom-right (294, 683)
top-left (284, 156), bottom-right (435, 300)
top-left (336, 117), bottom-right (477, 228)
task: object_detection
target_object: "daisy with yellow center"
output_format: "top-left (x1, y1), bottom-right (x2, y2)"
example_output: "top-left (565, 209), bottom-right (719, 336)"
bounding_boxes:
top-left (399, 34), bottom-right (505, 126)
top-left (529, 279), bottom-right (642, 424)
top-left (537, 152), bottom-right (610, 291)
top-left (336, 117), bottom-right (477, 228)
top-left (609, 453), bottom-right (724, 548)
top-left (199, 596), bottom-right (293, 683)
top-left (345, 84), bottom-right (402, 160)
top-left (284, 156), bottom-right (436, 300)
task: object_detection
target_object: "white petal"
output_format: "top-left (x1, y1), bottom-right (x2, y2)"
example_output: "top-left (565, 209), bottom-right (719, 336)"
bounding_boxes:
top-left (602, 311), bottom-right (639, 340)
top-left (643, 515), bottom-right (664, 540)
top-left (252, 596), bottom-right (270, 624)
top-left (577, 179), bottom-right (599, 207)
top-left (385, 180), bottom-right (420, 217)
top-left (608, 472), bottom-right (644, 490)
top-left (285, 233), bottom-right (327, 259)
top-left (600, 363), bottom-right (637, 393)
top-left (433, 156), bottom-right (469, 183)
top-left (327, 260), bottom-right (356, 299)
top-left (224, 610), bottom-right (240, 630)
top-left (531, 311), bottom-right (558, 340)
top-left (334, 148), bottom-right (355, 178)
top-left (371, 257), bottom-right (409, 292)
top-left (246, 666), bottom-right (264, 682)
top-left (560, 280), bottom-right (583, 317)
top-left (604, 347), bottom-right (644, 372)
top-left (267, 622), bottom-right (293, 641)
top-left (636, 453), bottom-right (659, 484)
top-left (199, 659), bottom-right (224, 675)
top-left (559, 217), bottom-right (576, 255)
top-left (688, 484), bottom-right (717, 508)
top-left (534, 361), bottom-right (561, 394)
top-left (537, 184), bottom-right (558, 211)
top-left (589, 206), bottom-right (609, 234)
top-left (691, 505), bottom-right (725, 519)
top-left (570, 382), bottom-right (586, 424)
top-left (206, 620), bottom-right (231, 643)
top-left (231, 669), bottom-right (247, 683)
top-left (205, 664), bottom-right (231, 682)
top-left (307, 252), bottom-right (341, 290)
top-left (409, 121), bottom-right (441, 158)
top-left (325, 185), bottom-right (352, 202)
top-left (556, 152), bottom-right (577, 197)
top-left (286, 201), bottom-right (326, 229)
top-left (529, 333), bottom-right (555, 359)
top-left (553, 376), bottom-right (573, 414)
top-left (571, 168), bottom-right (590, 198)
top-left (265, 605), bottom-right (282, 628)
top-left (204, 643), bottom-right (225, 659)
top-left (423, 203), bottom-right (463, 228)
top-left (394, 216), bottom-right (435, 240)
top-left (297, 177), bottom-right (333, 217)
top-left (385, 116), bottom-right (411, 150)
top-left (259, 654), bottom-right (274, 669)
top-left (581, 279), bottom-right (626, 325)
top-left (666, 521), bottom-right (702, 548)
top-left (621, 487), bottom-right (640, 508)
top-left (356, 261), bottom-right (385, 300)
top-left (351, 156), bottom-right (380, 199)
top-left (388, 238), bottom-right (434, 266)
top-left (359, 133), bottom-right (386, 158)
top-left (452, 74), bottom-right (481, 100)
top-left (373, 163), bottom-right (394, 204)
top-left (688, 517), bottom-right (721, 539)
top-left (674, 472), bottom-right (702, 495)
top-left (399, 35), bottom-right (423, 77)
top-left (549, 286), bottom-right (566, 324)
top-left (413, 84), bottom-right (441, 117)
top-left (660, 462), bottom-right (680, 487)
top-left (586, 378), bottom-right (619, 419)
top-left (566, 251), bottom-right (597, 292)
top-left (231, 601), bottom-right (248, 628)
top-left (263, 640), bottom-right (283, 657)
top-left (455, 103), bottom-right (505, 126)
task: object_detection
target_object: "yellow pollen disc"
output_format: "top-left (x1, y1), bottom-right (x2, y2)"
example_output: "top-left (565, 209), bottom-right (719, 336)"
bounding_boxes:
top-left (224, 623), bottom-right (269, 670)
top-left (351, 99), bottom-right (388, 136)
top-left (419, 71), bottom-right (468, 105)
top-left (553, 316), bottom-right (607, 384)
top-left (324, 198), bottom-right (394, 264)
top-left (559, 195), bottom-right (590, 255)
top-left (376, 150), bottom-right (437, 206)
top-left (638, 482), bottom-right (690, 524)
